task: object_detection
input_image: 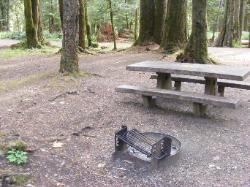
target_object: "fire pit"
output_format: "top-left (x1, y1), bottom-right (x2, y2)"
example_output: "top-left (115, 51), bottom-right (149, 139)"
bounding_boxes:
top-left (115, 126), bottom-right (181, 165)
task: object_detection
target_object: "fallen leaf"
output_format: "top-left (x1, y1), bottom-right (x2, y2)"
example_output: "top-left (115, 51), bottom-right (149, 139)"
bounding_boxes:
top-left (52, 141), bottom-right (64, 148)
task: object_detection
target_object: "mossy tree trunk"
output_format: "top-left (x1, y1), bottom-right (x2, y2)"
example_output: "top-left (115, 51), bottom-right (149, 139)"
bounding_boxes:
top-left (233, 0), bottom-right (241, 43)
top-left (181, 0), bottom-right (212, 64)
top-left (161, 0), bottom-right (187, 53)
top-left (215, 0), bottom-right (241, 47)
top-left (84, 0), bottom-right (92, 47)
top-left (58, 0), bottom-right (63, 30)
top-left (0, 0), bottom-right (10, 31)
top-left (136, 0), bottom-right (155, 45)
top-left (79, 0), bottom-right (86, 49)
top-left (239, 0), bottom-right (246, 39)
top-left (107, 0), bottom-right (117, 50)
top-left (153, 0), bottom-right (167, 44)
top-left (134, 8), bottom-right (139, 41)
top-left (60, 0), bottom-right (79, 74)
top-left (37, 0), bottom-right (44, 44)
top-left (24, 0), bottom-right (39, 48)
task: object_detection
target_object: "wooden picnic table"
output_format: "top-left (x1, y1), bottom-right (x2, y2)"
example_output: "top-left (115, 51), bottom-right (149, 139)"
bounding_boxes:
top-left (127, 61), bottom-right (250, 95)
top-left (126, 61), bottom-right (250, 115)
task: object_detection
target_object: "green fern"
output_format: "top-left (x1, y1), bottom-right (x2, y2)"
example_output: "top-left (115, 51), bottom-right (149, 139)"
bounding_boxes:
top-left (7, 149), bottom-right (28, 165)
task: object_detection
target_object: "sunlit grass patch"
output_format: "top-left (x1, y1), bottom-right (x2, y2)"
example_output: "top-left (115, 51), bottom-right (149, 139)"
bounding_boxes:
top-left (0, 46), bottom-right (60, 59)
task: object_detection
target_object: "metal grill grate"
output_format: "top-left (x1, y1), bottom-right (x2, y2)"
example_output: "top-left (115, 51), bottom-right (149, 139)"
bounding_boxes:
top-left (115, 126), bottom-right (173, 160)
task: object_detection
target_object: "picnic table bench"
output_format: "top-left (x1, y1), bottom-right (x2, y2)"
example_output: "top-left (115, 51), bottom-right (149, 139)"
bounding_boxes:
top-left (116, 61), bottom-right (250, 116)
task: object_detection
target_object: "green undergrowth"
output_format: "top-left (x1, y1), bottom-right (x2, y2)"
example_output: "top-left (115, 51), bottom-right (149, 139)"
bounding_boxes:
top-left (0, 45), bottom-right (60, 59)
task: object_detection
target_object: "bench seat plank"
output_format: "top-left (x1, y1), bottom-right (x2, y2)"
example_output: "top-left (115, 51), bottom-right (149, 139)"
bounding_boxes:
top-left (116, 85), bottom-right (238, 109)
top-left (151, 74), bottom-right (250, 90)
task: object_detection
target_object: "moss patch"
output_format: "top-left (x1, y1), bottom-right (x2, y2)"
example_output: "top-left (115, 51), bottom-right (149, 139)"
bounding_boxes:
top-left (0, 46), bottom-right (59, 59)
top-left (0, 71), bottom-right (54, 92)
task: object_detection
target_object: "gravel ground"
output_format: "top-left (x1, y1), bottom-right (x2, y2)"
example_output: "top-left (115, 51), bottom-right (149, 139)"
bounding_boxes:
top-left (0, 47), bottom-right (250, 187)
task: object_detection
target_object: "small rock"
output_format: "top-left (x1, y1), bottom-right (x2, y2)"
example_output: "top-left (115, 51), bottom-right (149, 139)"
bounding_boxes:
top-left (52, 141), bottom-right (64, 148)
top-left (57, 182), bottom-right (65, 187)
top-left (213, 156), bottom-right (220, 161)
top-left (26, 184), bottom-right (35, 187)
top-left (209, 164), bottom-right (215, 168)
top-left (59, 101), bottom-right (65, 105)
top-left (98, 163), bottom-right (106, 168)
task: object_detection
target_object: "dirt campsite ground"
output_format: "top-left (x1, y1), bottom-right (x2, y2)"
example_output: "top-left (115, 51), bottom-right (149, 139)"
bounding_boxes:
top-left (0, 43), bottom-right (250, 187)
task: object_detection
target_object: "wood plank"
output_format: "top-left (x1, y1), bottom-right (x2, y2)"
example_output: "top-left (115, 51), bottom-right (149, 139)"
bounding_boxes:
top-left (127, 61), bottom-right (250, 81)
top-left (151, 74), bottom-right (250, 90)
top-left (116, 85), bottom-right (238, 109)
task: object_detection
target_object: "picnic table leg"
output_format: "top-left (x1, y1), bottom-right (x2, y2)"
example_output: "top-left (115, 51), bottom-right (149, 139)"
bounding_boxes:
top-left (193, 77), bottom-right (217, 117)
top-left (218, 85), bottom-right (225, 96)
top-left (174, 81), bottom-right (182, 91)
top-left (156, 73), bottom-right (172, 89)
top-left (205, 77), bottom-right (218, 95)
top-left (142, 95), bottom-right (156, 108)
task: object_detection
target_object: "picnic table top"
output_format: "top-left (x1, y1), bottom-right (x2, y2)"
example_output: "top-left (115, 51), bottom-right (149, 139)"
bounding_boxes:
top-left (127, 61), bottom-right (250, 81)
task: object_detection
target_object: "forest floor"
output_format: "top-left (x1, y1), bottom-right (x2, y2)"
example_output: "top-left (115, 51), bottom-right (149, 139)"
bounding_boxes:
top-left (0, 43), bottom-right (250, 187)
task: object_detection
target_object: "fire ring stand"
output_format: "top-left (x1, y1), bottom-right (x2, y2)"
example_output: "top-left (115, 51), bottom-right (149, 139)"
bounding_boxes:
top-left (115, 126), bottom-right (181, 167)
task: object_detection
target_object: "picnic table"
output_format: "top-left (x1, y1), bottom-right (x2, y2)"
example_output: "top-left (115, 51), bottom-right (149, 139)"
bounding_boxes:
top-left (117, 61), bottom-right (250, 116)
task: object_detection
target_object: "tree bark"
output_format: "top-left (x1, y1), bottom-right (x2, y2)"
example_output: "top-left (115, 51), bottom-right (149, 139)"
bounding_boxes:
top-left (0, 0), bottom-right (10, 31)
top-left (37, 0), bottom-right (44, 44)
top-left (181, 0), bottom-right (211, 64)
top-left (136, 0), bottom-right (155, 45)
top-left (215, 0), bottom-right (241, 47)
top-left (60, 0), bottom-right (79, 74)
top-left (134, 8), bottom-right (139, 41)
top-left (161, 0), bottom-right (187, 52)
top-left (79, 0), bottom-right (86, 49)
top-left (24, 0), bottom-right (39, 48)
top-left (58, 0), bottom-right (63, 30)
top-left (239, 0), bottom-right (246, 38)
top-left (153, 0), bottom-right (167, 44)
top-left (84, 0), bottom-right (92, 47)
top-left (233, 0), bottom-right (241, 43)
top-left (107, 0), bottom-right (117, 50)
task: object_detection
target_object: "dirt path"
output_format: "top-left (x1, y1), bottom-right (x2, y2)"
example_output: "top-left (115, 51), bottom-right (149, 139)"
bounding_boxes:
top-left (0, 47), bottom-right (250, 186)
top-left (0, 39), bottom-right (19, 49)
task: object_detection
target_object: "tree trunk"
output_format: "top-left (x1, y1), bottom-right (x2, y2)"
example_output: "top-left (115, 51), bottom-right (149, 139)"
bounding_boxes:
top-left (239, 0), bottom-right (246, 38)
top-left (154, 0), bottom-right (167, 44)
top-left (134, 8), bottom-right (139, 41)
top-left (181, 0), bottom-right (211, 64)
top-left (249, 16), bottom-right (250, 48)
top-left (0, 0), bottom-right (10, 31)
top-left (58, 0), bottom-right (63, 30)
top-left (161, 0), bottom-right (187, 52)
top-left (215, 0), bottom-right (241, 47)
top-left (37, 0), bottom-right (44, 44)
top-left (107, 0), bottom-right (117, 50)
top-left (136, 0), bottom-right (155, 45)
top-left (60, 0), bottom-right (79, 74)
top-left (79, 0), bottom-right (86, 49)
top-left (49, 0), bottom-right (55, 33)
top-left (84, 0), bottom-right (92, 47)
top-left (24, 0), bottom-right (39, 48)
top-left (233, 0), bottom-right (241, 43)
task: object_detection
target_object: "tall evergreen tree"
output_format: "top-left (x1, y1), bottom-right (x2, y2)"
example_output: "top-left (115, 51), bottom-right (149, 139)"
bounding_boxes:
top-left (161, 0), bottom-right (187, 53)
top-left (79, 0), bottom-right (86, 50)
top-left (135, 0), bottom-right (155, 45)
top-left (60, 0), bottom-right (80, 73)
top-left (153, 0), bottom-right (167, 44)
top-left (215, 0), bottom-right (241, 47)
top-left (180, 0), bottom-right (213, 64)
top-left (0, 0), bottom-right (10, 31)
